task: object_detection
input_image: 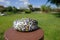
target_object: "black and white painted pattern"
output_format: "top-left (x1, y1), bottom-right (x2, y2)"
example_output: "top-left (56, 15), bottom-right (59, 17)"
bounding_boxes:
top-left (13, 18), bottom-right (38, 32)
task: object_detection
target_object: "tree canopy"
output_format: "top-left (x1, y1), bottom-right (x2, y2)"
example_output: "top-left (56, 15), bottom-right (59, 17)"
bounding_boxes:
top-left (47, 0), bottom-right (60, 6)
top-left (28, 4), bottom-right (33, 11)
top-left (41, 5), bottom-right (51, 12)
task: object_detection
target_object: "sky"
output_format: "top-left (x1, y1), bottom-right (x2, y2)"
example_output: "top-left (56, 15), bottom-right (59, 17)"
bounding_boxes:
top-left (0, 0), bottom-right (57, 8)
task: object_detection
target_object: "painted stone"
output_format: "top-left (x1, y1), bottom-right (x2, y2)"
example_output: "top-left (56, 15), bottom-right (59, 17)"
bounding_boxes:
top-left (13, 18), bottom-right (38, 32)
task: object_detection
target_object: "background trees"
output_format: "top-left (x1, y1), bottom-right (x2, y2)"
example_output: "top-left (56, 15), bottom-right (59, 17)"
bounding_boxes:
top-left (0, 5), bottom-right (5, 13)
top-left (28, 4), bottom-right (33, 11)
top-left (47, 0), bottom-right (60, 6)
top-left (41, 5), bottom-right (51, 12)
top-left (47, 0), bottom-right (60, 12)
top-left (12, 6), bottom-right (18, 13)
top-left (41, 5), bottom-right (47, 12)
top-left (5, 6), bottom-right (13, 12)
top-left (0, 6), bottom-right (19, 13)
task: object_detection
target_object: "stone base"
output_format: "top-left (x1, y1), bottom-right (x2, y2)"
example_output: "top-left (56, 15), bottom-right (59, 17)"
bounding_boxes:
top-left (4, 28), bottom-right (44, 40)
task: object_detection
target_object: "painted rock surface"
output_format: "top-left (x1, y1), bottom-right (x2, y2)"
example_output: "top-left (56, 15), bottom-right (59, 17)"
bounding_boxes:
top-left (13, 18), bottom-right (38, 32)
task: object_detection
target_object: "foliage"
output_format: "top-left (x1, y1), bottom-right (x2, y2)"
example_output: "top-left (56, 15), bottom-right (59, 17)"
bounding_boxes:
top-left (5, 12), bottom-right (14, 15)
top-left (19, 8), bottom-right (25, 12)
top-left (41, 5), bottom-right (47, 12)
top-left (28, 4), bottom-right (33, 11)
top-left (34, 8), bottom-right (40, 11)
top-left (0, 5), bottom-right (5, 13)
top-left (51, 8), bottom-right (60, 12)
top-left (47, 0), bottom-right (60, 6)
top-left (55, 9), bottom-right (60, 12)
top-left (25, 9), bottom-right (31, 13)
top-left (32, 8), bottom-right (40, 12)
top-left (41, 5), bottom-right (51, 12)
top-left (5, 6), bottom-right (13, 12)
top-left (12, 6), bottom-right (18, 13)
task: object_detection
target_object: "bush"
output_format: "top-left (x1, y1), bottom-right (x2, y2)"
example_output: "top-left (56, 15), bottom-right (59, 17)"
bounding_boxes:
top-left (25, 9), bottom-right (31, 14)
top-left (6, 12), bottom-right (14, 15)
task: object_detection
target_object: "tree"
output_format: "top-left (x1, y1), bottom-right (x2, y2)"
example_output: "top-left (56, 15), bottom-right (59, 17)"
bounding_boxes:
top-left (41, 5), bottom-right (47, 12)
top-left (5, 6), bottom-right (13, 12)
top-left (28, 4), bottom-right (33, 11)
top-left (41, 5), bottom-right (51, 12)
top-left (31, 8), bottom-right (40, 12)
top-left (47, 0), bottom-right (60, 12)
top-left (12, 6), bottom-right (18, 13)
top-left (34, 8), bottom-right (40, 11)
top-left (0, 5), bottom-right (5, 13)
top-left (47, 0), bottom-right (60, 6)
top-left (46, 5), bottom-right (51, 12)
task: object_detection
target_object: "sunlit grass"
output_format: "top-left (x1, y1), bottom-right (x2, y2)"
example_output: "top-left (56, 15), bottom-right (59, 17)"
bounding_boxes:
top-left (0, 13), bottom-right (60, 40)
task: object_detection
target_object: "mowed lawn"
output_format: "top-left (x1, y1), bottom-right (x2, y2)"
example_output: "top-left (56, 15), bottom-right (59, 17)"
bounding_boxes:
top-left (0, 13), bottom-right (60, 40)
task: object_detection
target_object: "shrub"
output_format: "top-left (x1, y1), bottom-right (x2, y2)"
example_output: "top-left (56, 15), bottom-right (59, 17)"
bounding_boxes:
top-left (6, 12), bottom-right (14, 15)
top-left (25, 9), bottom-right (31, 14)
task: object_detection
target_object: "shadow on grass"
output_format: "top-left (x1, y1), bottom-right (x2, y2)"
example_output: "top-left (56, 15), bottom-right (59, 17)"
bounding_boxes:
top-left (0, 32), bottom-right (4, 40)
top-left (52, 12), bottom-right (60, 18)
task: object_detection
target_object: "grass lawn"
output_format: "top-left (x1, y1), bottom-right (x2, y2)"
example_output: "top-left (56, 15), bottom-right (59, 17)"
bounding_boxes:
top-left (0, 13), bottom-right (60, 40)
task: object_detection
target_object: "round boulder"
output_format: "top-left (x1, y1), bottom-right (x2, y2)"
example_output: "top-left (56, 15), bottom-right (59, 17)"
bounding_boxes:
top-left (13, 18), bottom-right (39, 32)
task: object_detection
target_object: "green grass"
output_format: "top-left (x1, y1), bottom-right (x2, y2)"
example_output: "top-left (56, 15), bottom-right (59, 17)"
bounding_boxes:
top-left (0, 13), bottom-right (60, 40)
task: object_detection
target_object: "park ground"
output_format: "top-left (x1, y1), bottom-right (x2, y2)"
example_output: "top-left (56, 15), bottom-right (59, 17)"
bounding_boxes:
top-left (0, 12), bottom-right (60, 40)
